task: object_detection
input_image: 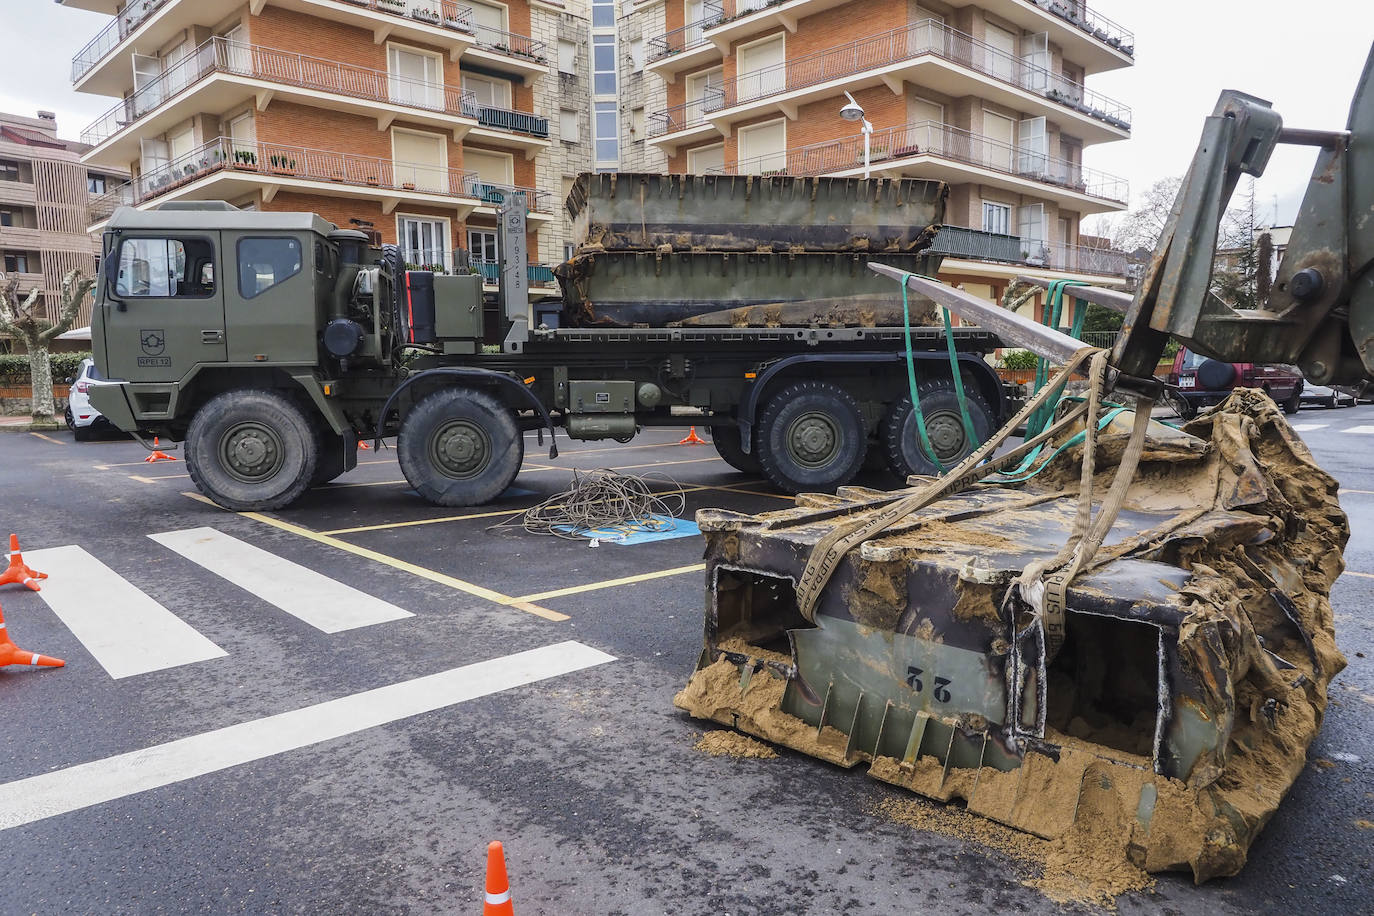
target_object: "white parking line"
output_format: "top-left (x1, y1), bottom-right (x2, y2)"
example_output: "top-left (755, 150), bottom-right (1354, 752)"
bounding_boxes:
top-left (0, 641), bottom-right (615, 832)
top-left (26, 546), bottom-right (228, 679)
top-left (1345, 425), bottom-right (1374, 435)
top-left (149, 527), bottom-right (414, 633)
top-left (1291, 423), bottom-right (1329, 432)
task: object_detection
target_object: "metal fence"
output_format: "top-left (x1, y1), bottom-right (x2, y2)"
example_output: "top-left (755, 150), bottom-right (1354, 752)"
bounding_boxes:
top-left (649, 17), bottom-right (1131, 138)
top-left (646, 0), bottom-right (724, 61)
top-left (926, 225), bottom-right (1128, 277)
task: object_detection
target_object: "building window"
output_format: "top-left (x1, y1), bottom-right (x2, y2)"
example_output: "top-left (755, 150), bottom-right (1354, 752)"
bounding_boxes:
top-left (469, 2), bottom-right (507, 46)
top-left (560, 109), bottom-right (580, 142)
top-left (87, 174), bottom-right (107, 194)
top-left (463, 73), bottom-right (513, 110)
top-left (4, 253), bottom-right (30, 273)
top-left (0, 160), bottom-right (19, 182)
top-left (592, 0), bottom-right (615, 28)
top-left (469, 229), bottom-right (498, 263)
top-left (0, 209), bottom-right (13, 227)
top-left (388, 45), bottom-right (444, 109)
top-left (594, 101), bottom-right (618, 164)
top-left (593, 35), bottom-right (616, 95)
top-left (563, 242), bottom-right (577, 261)
top-left (687, 143), bottom-right (724, 174)
top-left (982, 201), bottom-right (1011, 236)
top-left (558, 39), bottom-right (577, 74)
top-left (630, 107), bottom-right (645, 140)
top-left (629, 38), bottom-right (645, 71)
top-left (399, 216), bottom-right (450, 270)
top-left (391, 128), bottom-right (448, 192)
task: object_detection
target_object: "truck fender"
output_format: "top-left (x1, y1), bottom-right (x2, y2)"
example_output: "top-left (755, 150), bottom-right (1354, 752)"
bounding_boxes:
top-left (288, 370), bottom-right (352, 436)
top-left (736, 351), bottom-right (1003, 454)
top-left (375, 367), bottom-right (558, 457)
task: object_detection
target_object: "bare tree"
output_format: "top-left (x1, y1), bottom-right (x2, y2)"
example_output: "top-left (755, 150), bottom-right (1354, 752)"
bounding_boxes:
top-left (0, 270), bottom-right (95, 426)
top-left (1113, 176), bottom-right (1183, 251)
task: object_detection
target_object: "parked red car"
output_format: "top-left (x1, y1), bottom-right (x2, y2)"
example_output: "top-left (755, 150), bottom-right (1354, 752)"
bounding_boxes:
top-left (1164, 348), bottom-right (1303, 419)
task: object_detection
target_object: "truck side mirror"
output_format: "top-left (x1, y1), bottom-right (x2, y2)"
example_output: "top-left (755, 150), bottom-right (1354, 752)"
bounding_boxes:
top-left (104, 248), bottom-right (126, 311)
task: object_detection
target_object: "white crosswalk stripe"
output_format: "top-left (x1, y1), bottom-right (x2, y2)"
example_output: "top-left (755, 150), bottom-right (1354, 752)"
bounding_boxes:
top-left (1344, 425), bottom-right (1374, 435)
top-left (1291, 423), bottom-right (1329, 432)
top-left (149, 527), bottom-right (414, 633)
top-left (25, 545), bottom-right (228, 679)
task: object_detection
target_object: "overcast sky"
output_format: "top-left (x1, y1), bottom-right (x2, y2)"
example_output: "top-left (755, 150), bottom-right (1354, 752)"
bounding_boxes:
top-left (2, 1), bottom-right (1368, 230)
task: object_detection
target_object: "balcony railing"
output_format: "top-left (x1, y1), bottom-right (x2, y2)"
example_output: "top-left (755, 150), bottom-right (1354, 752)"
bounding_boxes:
top-left (470, 24), bottom-right (548, 63)
top-left (928, 224), bottom-right (1127, 276)
top-left (471, 259), bottom-right (557, 285)
top-left (465, 180), bottom-right (551, 211)
top-left (81, 37), bottom-right (477, 148)
top-left (723, 120), bottom-right (1128, 204)
top-left (71, 0), bottom-right (480, 85)
top-left (1032, 0), bottom-right (1134, 55)
top-left (88, 135), bottom-right (480, 221)
top-left (646, 1), bottom-right (724, 62)
top-left (465, 102), bottom-right (549, 138)
top-left (648, 18), bottom-right (1131, 138)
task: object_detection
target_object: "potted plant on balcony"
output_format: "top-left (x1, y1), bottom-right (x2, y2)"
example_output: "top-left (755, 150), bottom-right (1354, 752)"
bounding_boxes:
top-left (410, 6), bottom-right (440, 24)
top-left (365, 174), bottom-right (380, 187)
top-left (401, 180), bottom-right (417, 190)
top-left (444, 13), bottom-right (468, 30)
top-left (234, 149), bottom-right (258, 170)
top-left (269, 154), bottom-right (296, 175)
top-left (378, 0), bottom-right (405, 11)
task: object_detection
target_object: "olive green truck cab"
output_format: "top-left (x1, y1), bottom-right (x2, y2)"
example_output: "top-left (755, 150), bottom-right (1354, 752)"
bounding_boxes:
top-left (91, 176), bottom-right (1007, 512)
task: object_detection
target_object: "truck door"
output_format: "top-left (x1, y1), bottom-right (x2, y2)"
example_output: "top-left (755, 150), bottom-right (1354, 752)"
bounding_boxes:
top-left (101, 232), bottom-right (226, 382)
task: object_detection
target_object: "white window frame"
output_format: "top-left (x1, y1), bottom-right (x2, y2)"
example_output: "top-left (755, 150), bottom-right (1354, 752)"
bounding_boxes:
top-left (386, 43), bottom-right (445, 110)
top-left (737, 117), bottom-right (787, 174)
top-left (687, 142), bottom-right (725, 174)
top-left (390, 126), bottom-right (449, 192)
top-left (465, 147), bottom-right (515, 186)
top-left (557, 39), bottom-right (577, 74)
top-left (560, 108), bottom-right (579, 142)
top-left (397, 213), bottom-right (452, 271)
top-left (468, 228), bottom-right (499, 263)
top-left (736, 32), bottom-right (785, 103)
top-left (686, 66), bottom-right (724, 118)
top-left (982, 200), bottom-right (1011, 236)
top-left (463, 72), bottom-right (513, 110)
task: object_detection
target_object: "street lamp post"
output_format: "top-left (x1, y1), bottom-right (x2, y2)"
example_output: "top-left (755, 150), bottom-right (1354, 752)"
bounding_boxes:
top-left (839, 91), bottom-right (873, 179)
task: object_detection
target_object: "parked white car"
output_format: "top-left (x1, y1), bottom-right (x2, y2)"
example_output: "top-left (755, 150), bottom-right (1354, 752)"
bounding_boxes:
top-left (1299, 384), bottom-right (1358, 409)
top-left (64, 357), bottom-right (109, 441)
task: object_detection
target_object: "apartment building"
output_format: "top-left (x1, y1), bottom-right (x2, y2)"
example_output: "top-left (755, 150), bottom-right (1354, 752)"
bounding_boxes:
top-left (0, 110), bottom-right (126, 330)
top-left (64, 0), bottom-right (599, 297)
top-left (630, 0), bottom-right (1136, 315)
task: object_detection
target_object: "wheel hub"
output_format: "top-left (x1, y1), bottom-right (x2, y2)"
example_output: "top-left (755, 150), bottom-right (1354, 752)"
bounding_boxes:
top-left (431, 420), bottom-right (490, 479)
top-left (222, 422), bottom-right (284, 482)
top-left (920, 411), bottom-right (965, 460)
top-left (789, 412), bottom-right (840, 468)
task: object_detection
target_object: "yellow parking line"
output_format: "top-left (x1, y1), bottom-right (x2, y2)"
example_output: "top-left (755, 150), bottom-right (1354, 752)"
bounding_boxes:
top-left (30, 432), bottom-right (66, 445)
top-left (180, 492), bottom-right (568, 621)
top-left (322, 507), bottom-right (526, 535)
top-left (513, 563), bottom-right (706, 603)
top-left (130, 473), bottom-right (190, 483)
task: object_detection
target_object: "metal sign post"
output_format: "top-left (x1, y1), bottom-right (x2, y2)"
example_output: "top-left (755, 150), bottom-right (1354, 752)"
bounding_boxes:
top-left (498, 194), bottom-right (529, 353)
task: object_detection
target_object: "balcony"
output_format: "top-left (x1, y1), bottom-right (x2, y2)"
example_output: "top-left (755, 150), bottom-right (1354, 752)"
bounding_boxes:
top-left (998, 0), bottom-right (1134, 72)
top-left (79, 38), bottom-right (481, 167)
top-left (465, 23), bottom-right (550, 81)
top-left (465, 180), bottom-right (554, 222)
top-left (69, 0), bottom-right (484, 96)
top-left (724, 120), bottom-right (1128, 213)
top-left (471, 258), bottom-right (558, 289)
top-left (87, 136), bottom-right (483, 227)
top-left (648, 19), bottom-right (1131, 150)
top-left (928, 224), bottom-right (1127, 280)
top-left (644, 1), bottom-right (724, 80)
top-left (463, 102), bottom-right (551, 157)
top-left (0, 178), bottom-right (38, 207)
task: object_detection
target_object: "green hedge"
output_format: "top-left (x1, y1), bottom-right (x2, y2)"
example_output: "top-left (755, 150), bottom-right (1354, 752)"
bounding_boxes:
top-left (0, 351), bottom-right (92, 385)
top-left (999, 349), bottom-right (1040, 371)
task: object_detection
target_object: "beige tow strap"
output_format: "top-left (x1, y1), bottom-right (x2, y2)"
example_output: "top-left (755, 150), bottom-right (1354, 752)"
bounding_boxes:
top-left (794, 346), bottom-right (1100, 623)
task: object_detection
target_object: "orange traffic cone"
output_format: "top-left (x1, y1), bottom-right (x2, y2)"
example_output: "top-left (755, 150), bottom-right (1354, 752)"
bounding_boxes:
top-left (483, 841), bottom-right (513, 916)
top-left (0, 602), bottom-right (64, 669)
top-left (0, 534), bottom-right (46, 591)
top-left (359, 440), bottom-right (372, 450)
top-left (678, 426), bottom-right (707, 445)
top-left (145, 437), bottom-right (177, 462)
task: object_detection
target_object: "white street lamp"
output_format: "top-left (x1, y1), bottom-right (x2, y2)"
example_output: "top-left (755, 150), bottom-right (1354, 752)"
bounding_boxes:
top-left (839, 91), bottom-right (873, 179)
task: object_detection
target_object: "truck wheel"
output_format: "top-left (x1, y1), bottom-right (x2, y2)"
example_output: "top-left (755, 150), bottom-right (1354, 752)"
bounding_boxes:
top-left (311, 430), bottom-right (356, 486)
top-left (398, 388), bottom-right (522, 506)
top-left (185, 389), bottom-right (319, 511)
top-left (882, 380), bottom-right (995, 480)
top-left (756, 380), bottom-right (866, 494)
top-left (1283, 387), bottom-right (1302, 415)
top-left (711, 424), bottom-right (761, 474)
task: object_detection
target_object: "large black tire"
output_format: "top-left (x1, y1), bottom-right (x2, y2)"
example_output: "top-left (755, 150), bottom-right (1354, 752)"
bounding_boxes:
top-left (311, 429), bottom-right (356, 486)
top-left (711, 424), bottom-right (761, 474)
top-left (1283, 385), bottom-right (1302, 415)
top-left (397, 387), bottom-right (523, 506)
top-left (882, 379), bottom-right (995, 480)
top-left (185, 389), bottom-right (319, 511)
top-left (64, 405), bottom-right (75, 430)
top-left (756, 380), bottom-right (867, 494)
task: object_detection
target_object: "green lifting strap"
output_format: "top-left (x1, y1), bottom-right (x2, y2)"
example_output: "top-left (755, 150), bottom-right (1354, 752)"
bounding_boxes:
top-left (1004, 277), bottom-right (1092, 479)
top-left (898, 272), bottom-right (980, 474)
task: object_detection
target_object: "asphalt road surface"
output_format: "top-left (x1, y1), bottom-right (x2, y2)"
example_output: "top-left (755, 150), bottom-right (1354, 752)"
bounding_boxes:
top-left (0, 407), bottom-right (1370, 914)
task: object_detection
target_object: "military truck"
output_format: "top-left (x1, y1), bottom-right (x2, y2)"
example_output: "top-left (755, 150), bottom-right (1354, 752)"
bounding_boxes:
top-left (89, 174), bottom-right (1007, 511)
